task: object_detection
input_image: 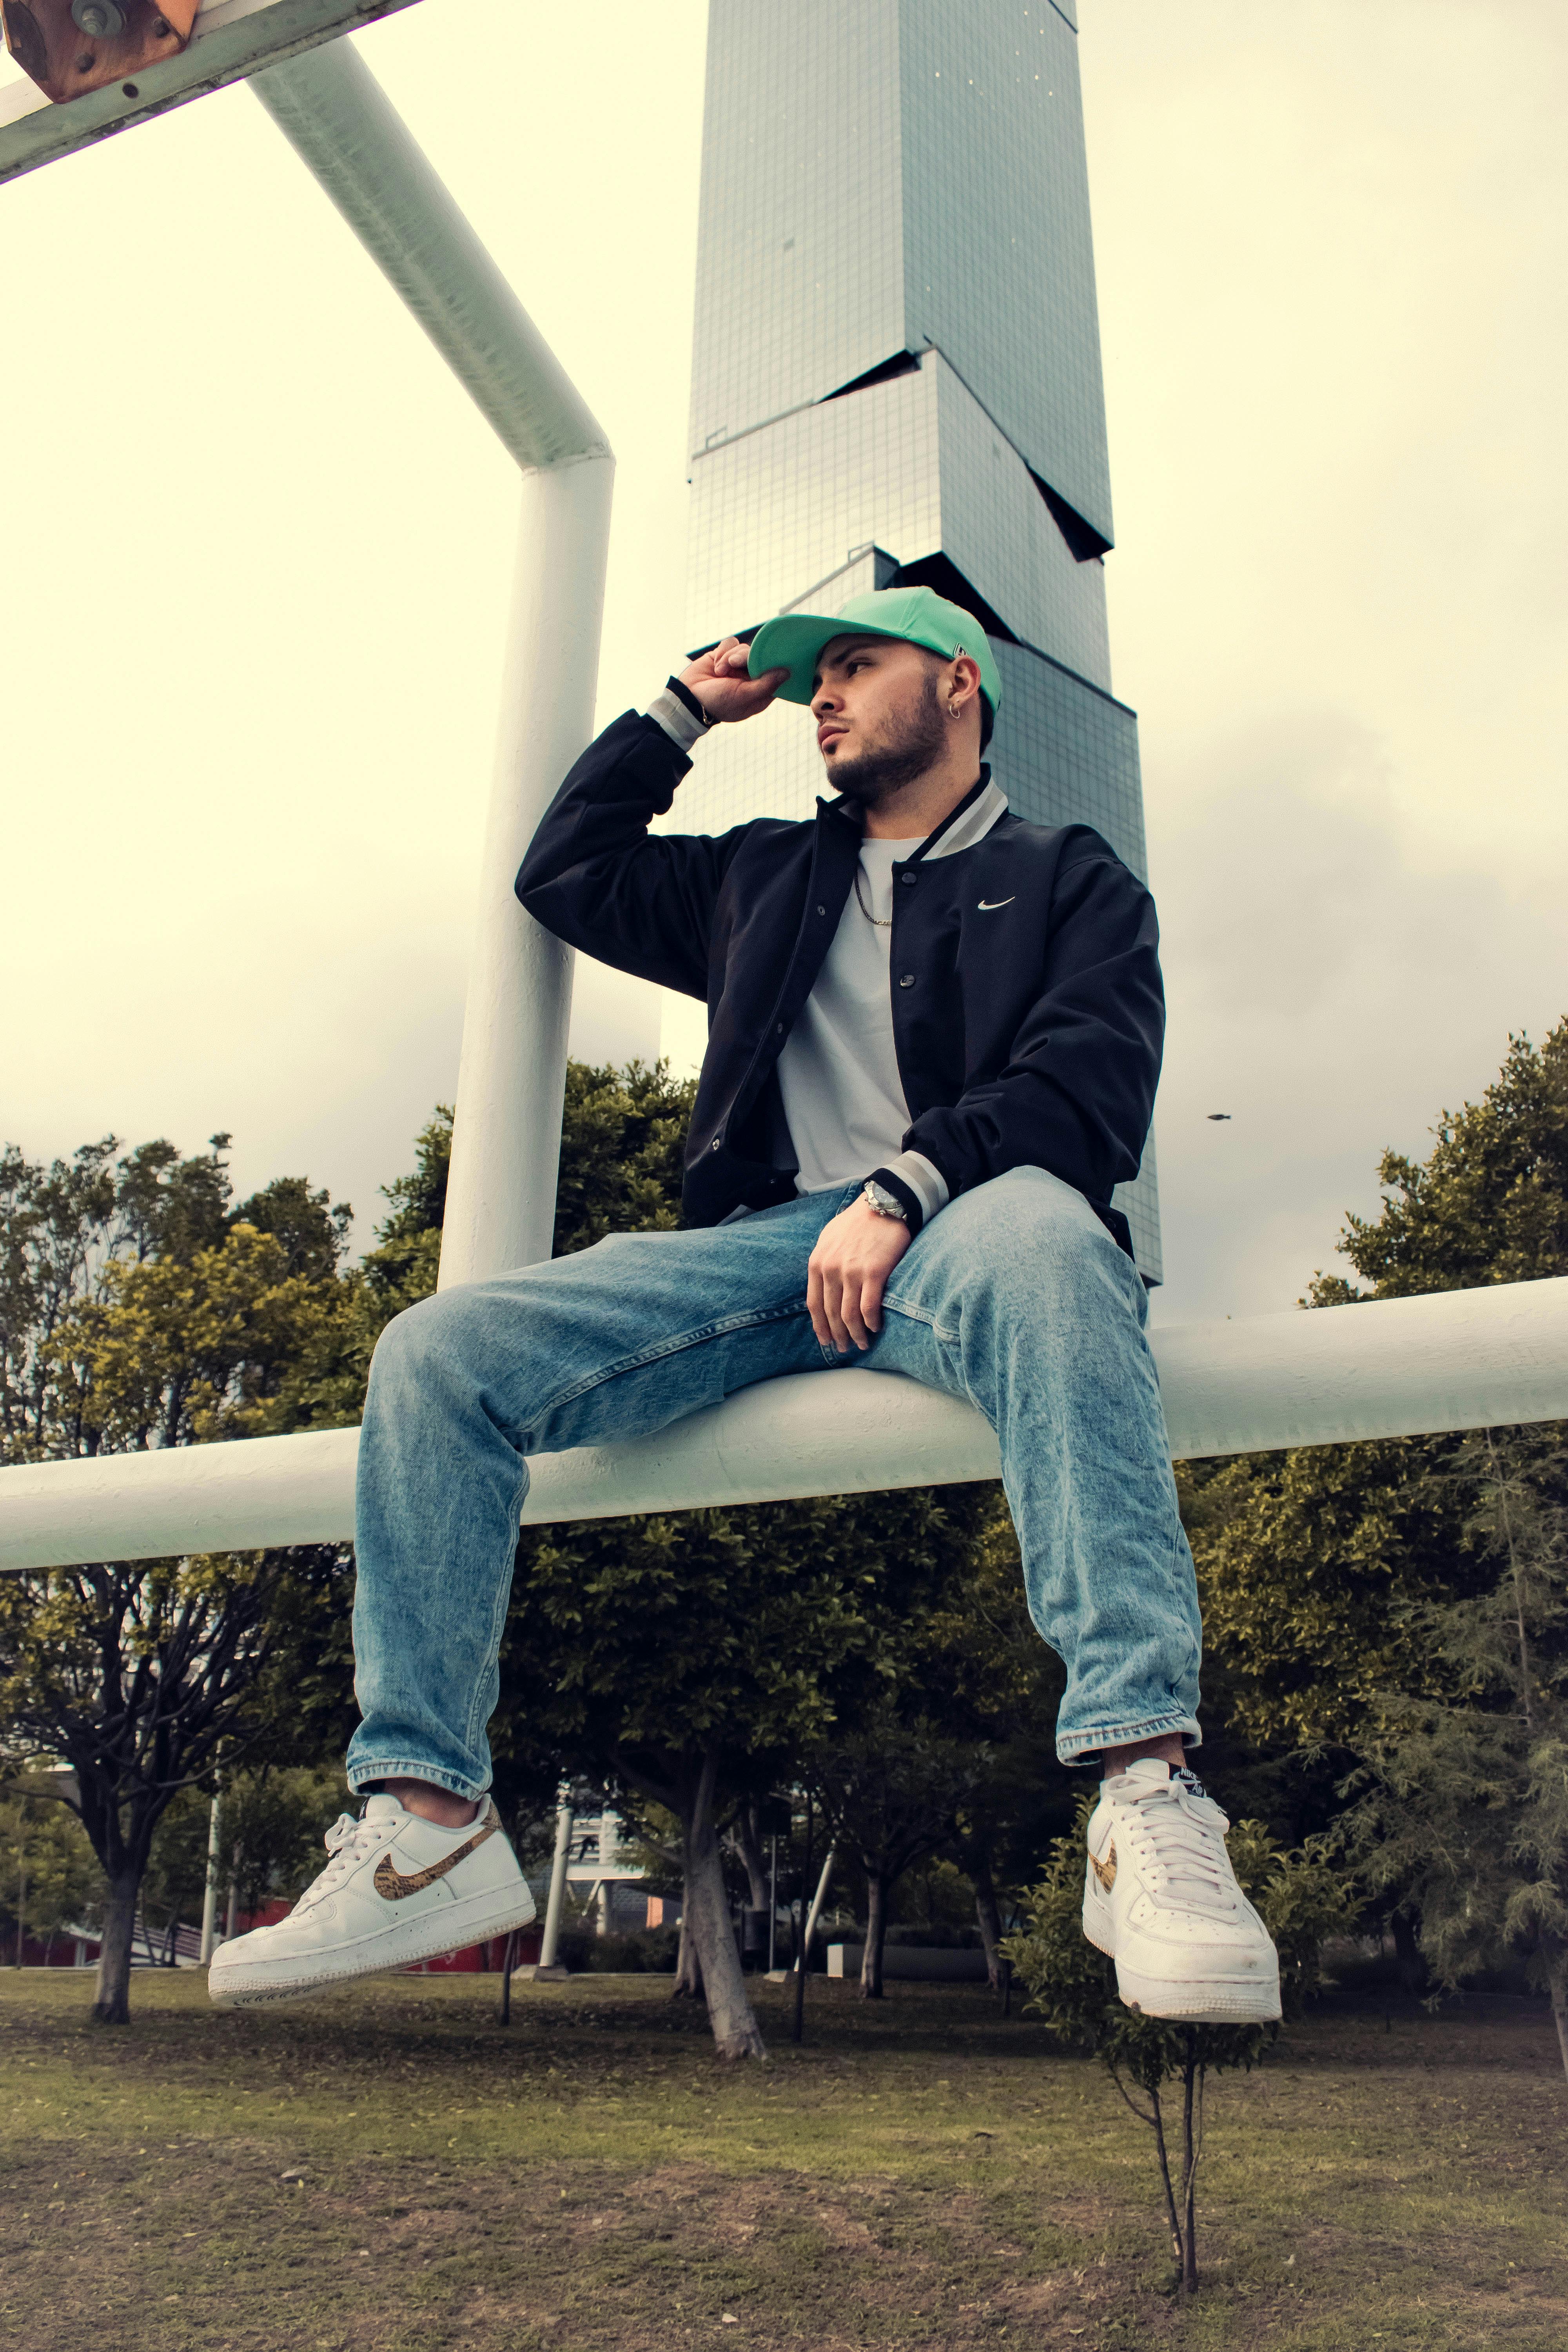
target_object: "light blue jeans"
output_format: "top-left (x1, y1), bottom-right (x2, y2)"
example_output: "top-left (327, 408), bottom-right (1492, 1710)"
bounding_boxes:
top-left (347, 1167), bottom-right (1202, 1798)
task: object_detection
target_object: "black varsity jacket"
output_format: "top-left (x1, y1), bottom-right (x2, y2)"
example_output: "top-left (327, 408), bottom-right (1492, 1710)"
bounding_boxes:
top-left (515, 710), bottom-right (1164, 1260)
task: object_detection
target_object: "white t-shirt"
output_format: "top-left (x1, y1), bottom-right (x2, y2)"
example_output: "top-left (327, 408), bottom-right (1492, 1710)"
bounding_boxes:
top-left (777, 836), bottom-right (919, 1194)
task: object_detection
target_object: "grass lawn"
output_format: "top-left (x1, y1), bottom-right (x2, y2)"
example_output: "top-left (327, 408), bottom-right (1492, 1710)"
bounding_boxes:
top-left (1, 1968), bottom-right (1563, 2352)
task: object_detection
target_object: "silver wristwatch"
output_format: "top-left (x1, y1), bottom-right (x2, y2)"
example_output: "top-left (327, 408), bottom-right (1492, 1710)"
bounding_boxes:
top-left (862, 1180), bottom-right (909, 1221)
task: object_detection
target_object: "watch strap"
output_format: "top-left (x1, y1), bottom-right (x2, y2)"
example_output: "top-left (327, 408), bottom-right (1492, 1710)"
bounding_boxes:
top-left (865, 1166), bottom-right (923, 1234)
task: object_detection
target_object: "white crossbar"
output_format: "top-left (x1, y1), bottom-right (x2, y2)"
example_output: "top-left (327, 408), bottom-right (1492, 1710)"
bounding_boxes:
top-left (4, 1276), bottom-right (1565, 1572)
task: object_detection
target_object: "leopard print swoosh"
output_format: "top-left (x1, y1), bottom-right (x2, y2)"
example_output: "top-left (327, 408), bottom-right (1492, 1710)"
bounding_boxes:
top-left (1090, 1839), bottom-right (1117, 1893)
top-left (373, 1804), bottom-right (499, 1900)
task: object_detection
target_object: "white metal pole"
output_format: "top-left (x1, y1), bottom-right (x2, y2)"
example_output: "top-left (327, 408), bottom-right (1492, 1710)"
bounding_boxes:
top-left (794, 1844), bottom-right (835, 1974)
top-left (198, 1778), bottom-right (223, 1966)
top-left (438, 458), bottom-right (613, 1283)
top-left (250, 36), bottom-right (614, 1289)
top-left (768, 1833), bottom-right (778, 1974)
top-left (537, 1795), bottom-right (574, 1969)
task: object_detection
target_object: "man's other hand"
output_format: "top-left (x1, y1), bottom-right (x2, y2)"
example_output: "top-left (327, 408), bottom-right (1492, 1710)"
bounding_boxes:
top-left (807, 1195), bottom-right (914, 1354)
top-left (681, 635), bottom-right (788, 725)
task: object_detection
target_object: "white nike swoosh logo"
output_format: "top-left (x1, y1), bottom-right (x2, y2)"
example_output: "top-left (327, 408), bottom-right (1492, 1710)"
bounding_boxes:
top-left (977, 897), bottom-right (1015, 911)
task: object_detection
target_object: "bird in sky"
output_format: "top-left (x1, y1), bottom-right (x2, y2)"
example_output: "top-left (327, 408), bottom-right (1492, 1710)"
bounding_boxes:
top-left (1207, 1113), bottom-right (1232, 1122)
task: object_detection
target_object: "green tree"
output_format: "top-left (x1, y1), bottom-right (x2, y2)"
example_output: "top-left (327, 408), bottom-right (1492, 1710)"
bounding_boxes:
top-left (1187, 1022), bottom-right (1568, 1744)
top-left (1183, 1437), bottom-right (1472, 1752)
top-left (140, 1762), bottom-right (352, 1955)
top-left (0, 1135), bottom-right (356, 2021)
top-left (917, 1506), bottom-right (1074, 1987)
top-left (806, 1502), bottom-right (1072, 1996)
top-left (0, 1786), bottom-right (100, 1963)
top-left (1184, 1019), bottom-right (1568, 2036)
top-left (1004, 1804), bottom-right (1347, 2295)
top-left (811, 1708), bottom-right (980, 1998)
top-left (495, 1482), bottom-right (992, 2056)
top-left (216, 1763), bottom-right (353, 1920)
top-left (1342, 1425), bottom-right (1568, 2082)
top-left (1307, 1019), bottom-right (1568, 1303)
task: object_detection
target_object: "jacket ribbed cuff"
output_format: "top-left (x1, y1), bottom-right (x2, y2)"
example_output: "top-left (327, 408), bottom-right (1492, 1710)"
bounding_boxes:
top-left (867, 1151), bottom-right (949, 1237)
top-left (646, 676), bottom-right (712, 753)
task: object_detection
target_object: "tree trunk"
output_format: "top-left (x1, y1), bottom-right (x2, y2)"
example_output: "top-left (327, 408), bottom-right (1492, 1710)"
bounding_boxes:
top-left (1148, 2085), bottom-right (1183, 2276)
top-left (1180, 2039), bottom-right (1201, 2295)
top-left (93, 1871), bottom-right (140, 2024)
top-left (672, 1911), bottom-right (704, 2000)
top-left (1390, 1907), bottom-right (1428, 1996)
top-left (733, 1802), bottom-right (771, 1911)
top-left (681, 1755), bottom-right (765, 2060)
top-left (861, 1868), bottom-right (891, 1999)
top-left (971, 1856), bottom-right (1004, 1991)
top-left (1548, 1956), bottom-right (1568, 2093)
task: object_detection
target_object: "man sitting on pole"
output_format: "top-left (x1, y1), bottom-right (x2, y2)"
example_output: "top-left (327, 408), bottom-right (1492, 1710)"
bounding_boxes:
top-left (210, 585), bottom-right (1281, 2026)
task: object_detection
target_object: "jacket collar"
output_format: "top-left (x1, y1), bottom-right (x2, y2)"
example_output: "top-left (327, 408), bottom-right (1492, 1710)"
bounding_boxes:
top-left (815, 766), bottom-right (1008, 862)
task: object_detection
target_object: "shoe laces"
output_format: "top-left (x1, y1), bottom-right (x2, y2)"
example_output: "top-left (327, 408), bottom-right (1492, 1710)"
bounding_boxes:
top-left (293, 1809), bottom-right (396, 1912)
top-left (1118, 1773), bottom-right (1238, 1917)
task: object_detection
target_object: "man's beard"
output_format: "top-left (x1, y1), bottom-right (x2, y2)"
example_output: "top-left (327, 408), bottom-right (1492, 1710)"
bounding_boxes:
top-left (826, 671), bottom-right (947, 809)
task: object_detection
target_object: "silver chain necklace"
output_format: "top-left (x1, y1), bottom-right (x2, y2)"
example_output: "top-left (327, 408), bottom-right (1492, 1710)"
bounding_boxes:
top-left (852, 867), bottom-right (891, 927)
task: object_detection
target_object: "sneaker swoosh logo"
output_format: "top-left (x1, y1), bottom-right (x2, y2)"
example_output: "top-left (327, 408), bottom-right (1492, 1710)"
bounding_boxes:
top-left (1090, 1839), bottom-right (1117, 1893)
top-left (977, 897), bottom-right (1015, 911)
top-left (373, 1806), bottom-right (499, 1901)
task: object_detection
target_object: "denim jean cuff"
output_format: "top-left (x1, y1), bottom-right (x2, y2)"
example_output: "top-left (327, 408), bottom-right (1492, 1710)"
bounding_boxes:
top-left (1056, 1713), bottom-right (1201, 1767)
top-left (345, 1758), bottom-right (490, 1802)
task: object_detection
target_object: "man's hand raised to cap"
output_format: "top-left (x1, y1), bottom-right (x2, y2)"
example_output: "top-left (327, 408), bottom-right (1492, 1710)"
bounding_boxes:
top-left (680, 636), bottom-right (788, 725)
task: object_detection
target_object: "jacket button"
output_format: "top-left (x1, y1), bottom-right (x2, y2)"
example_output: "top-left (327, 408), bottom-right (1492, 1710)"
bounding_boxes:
top-left (816, 904), bottom-right (826, 916)
top-left (900, 872), bottom-right (916, 886)
top-left (898, 973), bottom-right (915, 988)
top-left (775, 1022), bottom-right (784, 1035)
top-left (710, 1138), bottom-right (721, 1151)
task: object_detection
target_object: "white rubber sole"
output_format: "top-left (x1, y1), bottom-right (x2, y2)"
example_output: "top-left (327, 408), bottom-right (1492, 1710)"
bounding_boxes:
top-left (1082, 1869), bottom-right (1281, 2025)
top-left (1112, 1965), bottom-right (1281, 2025)
top-left (208, 1882), bottom-right (538, 2009)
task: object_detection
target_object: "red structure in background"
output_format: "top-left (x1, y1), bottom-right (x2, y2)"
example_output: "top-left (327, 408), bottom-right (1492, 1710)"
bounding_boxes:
top-left (20, 1909), bottom-right (544, 1974)
top-left (11, 1930), bottom-right (91, 1967)
top-left (227, 1898), bottom-right (542, 1972)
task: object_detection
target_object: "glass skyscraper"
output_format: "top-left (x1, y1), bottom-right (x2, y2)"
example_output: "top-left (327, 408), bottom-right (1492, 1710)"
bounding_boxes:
top-left (669, 0), bottom-right (1160, 1279)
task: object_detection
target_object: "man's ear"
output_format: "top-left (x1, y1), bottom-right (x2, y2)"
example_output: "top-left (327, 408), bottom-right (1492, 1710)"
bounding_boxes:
top-left (949, 652), bottom-right (984, 714)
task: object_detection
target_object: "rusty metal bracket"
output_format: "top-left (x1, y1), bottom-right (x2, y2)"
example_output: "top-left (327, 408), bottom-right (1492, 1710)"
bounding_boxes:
top-left (2, 0), bottom-right (198, 105)
top-left (0, 0), bottom-right (426, 184)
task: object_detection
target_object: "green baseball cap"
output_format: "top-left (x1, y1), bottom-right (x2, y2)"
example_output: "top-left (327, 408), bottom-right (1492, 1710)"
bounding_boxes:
top-left (748, 584), bottom-right (1002, 719)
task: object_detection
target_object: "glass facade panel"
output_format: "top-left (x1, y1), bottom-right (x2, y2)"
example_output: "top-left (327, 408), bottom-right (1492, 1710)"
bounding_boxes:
top-left (672, 0), bottom-right (1160, 1281)
top-left (988, 640), bottom-right (1144, 878)
top-left (685, 367), bottom-right (942, 656)
top-left (689, 0), bottom-right (905, 456)
top-left (930, 357), bottom-right (1109, 685)
top-left (900, 0), bottom-right (1111, 542)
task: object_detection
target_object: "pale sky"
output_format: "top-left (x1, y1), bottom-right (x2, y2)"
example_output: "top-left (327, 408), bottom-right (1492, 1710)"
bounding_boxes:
top-left (3, 1), bottom-right (1564, 1325)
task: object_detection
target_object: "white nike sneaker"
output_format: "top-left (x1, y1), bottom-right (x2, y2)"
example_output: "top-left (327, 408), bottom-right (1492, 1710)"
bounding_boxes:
top-left (208, 1793), bottom-right (536, 2009)
top-left (1082, 1758), bottom-right (1281, 2024)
